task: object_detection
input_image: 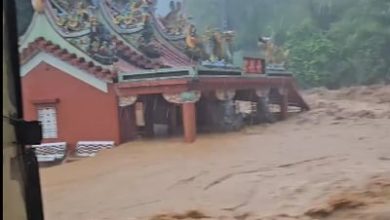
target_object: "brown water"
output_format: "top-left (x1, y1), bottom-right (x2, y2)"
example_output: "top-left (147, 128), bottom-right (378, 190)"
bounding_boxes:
top-left (39, 85), bottom-right (390, 220)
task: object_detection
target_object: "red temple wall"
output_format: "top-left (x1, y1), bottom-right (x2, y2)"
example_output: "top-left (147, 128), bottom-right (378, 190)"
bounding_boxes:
top-left (21, 62), bottom-right (120, 152)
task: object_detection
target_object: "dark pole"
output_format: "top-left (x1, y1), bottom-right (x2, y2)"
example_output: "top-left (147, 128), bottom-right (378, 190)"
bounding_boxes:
top-left (4, 1), bottom-right (45, 219)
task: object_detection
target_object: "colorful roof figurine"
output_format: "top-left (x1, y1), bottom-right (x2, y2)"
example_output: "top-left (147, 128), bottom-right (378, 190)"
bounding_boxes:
top-left (20, 0), bottom-right (240, 82)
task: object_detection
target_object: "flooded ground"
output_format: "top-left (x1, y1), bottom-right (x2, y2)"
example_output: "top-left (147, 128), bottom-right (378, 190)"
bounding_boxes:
top-left (39, 85), bottom-right (390, 220)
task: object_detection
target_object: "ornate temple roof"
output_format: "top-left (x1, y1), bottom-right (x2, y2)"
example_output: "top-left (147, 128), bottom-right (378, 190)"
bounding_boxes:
top-left (21, 0), bottom-right (237, 82)
top-left (20, 37), bottom-right (117, 82)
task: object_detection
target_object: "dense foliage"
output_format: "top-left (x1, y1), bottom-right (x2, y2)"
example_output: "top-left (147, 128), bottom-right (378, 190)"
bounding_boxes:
top-left (186, 0), bottom-right (390, 88)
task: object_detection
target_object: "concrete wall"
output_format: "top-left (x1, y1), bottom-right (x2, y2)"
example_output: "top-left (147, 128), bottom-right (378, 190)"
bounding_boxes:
top-left (22, 62), bottom-right (120, 152)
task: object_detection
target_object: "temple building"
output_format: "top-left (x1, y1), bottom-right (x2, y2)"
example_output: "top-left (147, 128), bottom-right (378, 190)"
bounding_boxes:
top-left (19, 0), bottom-right (309, 159)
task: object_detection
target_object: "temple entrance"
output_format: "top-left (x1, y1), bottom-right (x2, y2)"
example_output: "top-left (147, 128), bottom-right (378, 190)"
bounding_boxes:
top-left (118, 92), bottom-right (200, 144)
top-left (125, 95), bottom-right (184, 140)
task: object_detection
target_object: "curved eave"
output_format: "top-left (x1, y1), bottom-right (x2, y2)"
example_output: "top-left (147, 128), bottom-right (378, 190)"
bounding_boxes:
top-left (97, 6), bottom-right (163, 70)
top-left (19, 12), bottom-right (112, 70)
top-left (151, 15), bottom-right (191, 58)
top-left (153, 16), bottom-right (186, 41)
top-left (21, 52), bottom-right (109, 93)
top-left (20, 37), bottom-right (116, 83)
top-left (150, 15), bottom-right (194, 67)
top-left (98, 7), bottom-right (145, 57)
top-left (99, 1), bottom-right (191, 68)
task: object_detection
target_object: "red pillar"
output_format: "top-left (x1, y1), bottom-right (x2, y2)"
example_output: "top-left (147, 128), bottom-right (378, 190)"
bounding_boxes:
top-left (280, 89), bottom-right (288, 120)
top-left (182, 103), bottom-right (196, 143)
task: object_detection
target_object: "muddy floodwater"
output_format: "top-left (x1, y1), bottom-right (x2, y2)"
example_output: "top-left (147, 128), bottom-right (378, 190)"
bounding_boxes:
top-left (39, 85), bottom-right (390, 220)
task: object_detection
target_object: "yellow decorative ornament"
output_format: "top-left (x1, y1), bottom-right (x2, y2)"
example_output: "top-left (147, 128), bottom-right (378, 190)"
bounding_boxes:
top-left (32, 0), bottom-right (45, 13)
top-left (78, 9), bottom-right (89, 18)
top-left (90, 16), bottom-right (98, 25)
top-left (67, 16), bottom-right (80, 30)
top-left (113, 16), bottom-right (121, 25)
top-left (124, 16), bottom-right (134, 25)
top-left (185, 25), bottom-right (198, 49)
top-left (119, 96), bottom-right (138, 107)
top-left (56, 17), bottom-right (67, 26)
top-left (131, 1), bottom-right (142, 10)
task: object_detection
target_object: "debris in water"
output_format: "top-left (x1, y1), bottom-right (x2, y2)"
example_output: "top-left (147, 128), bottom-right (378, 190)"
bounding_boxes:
top-left (150, 210), bottom-right (210, 220)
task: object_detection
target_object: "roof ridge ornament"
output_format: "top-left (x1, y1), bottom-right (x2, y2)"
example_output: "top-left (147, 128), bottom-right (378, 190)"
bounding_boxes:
top-left (32, 0), bottom-right (45, 13)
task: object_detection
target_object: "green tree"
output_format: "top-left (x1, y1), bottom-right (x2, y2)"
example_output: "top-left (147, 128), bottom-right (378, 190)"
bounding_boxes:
top-left (285, 21), bottom-right (337, 88)
top-left (201, 0), bottom-right (390, 88)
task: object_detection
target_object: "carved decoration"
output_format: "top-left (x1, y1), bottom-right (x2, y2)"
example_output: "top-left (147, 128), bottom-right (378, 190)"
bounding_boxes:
top-left (204, 29), bottom-right (235, 63)
top-left (42, 0), bottom-right (238, 68)
top-left (184, 24), bottom-right (236, 64)
top-left (119, 96), bottom-right (138, 107)
top-left (159, 0), bottom-right (188, 38)
top-left (163, 91), bottom-right (201, 104)
top-left (137, 14), bottom-right (162, 58)
top-left (87, 19), bottom-right (118, 65)
top-left (103, 0), bottom-right (155, 33)
top-left (185, 24), bottom-right (208, 60)
top-left (48, 0), bottom-right (93, 34)
top-left (32, 0), bottom-right (45, 13)
top-left (46, 0), bottom-right (116, 64)
top-left (258, 36), bottom-right (289, 67)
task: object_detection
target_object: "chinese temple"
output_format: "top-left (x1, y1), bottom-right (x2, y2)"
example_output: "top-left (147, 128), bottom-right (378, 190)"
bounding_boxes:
top-left (19, 0), bottom-right (309, 159)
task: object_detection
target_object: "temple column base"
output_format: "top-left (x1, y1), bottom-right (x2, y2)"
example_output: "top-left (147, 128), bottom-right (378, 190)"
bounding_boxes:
top-left (182, 103), bottom-right (196, 143)
top-left (279, 88), bottom-right (288, 120)
top-left (256, 97), bottom-right (275, 123)
top-left (163, 91), bottom-right (201, 143)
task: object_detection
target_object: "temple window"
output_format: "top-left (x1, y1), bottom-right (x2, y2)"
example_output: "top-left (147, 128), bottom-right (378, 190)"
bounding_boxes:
top-left (37, 106), bottom-right (58, 139)
top-left (33, 99), bottom-right (60, 139)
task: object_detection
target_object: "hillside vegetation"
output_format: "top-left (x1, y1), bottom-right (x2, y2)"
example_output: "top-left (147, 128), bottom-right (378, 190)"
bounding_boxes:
top-left (186, 0), bottom-right (390, 88)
